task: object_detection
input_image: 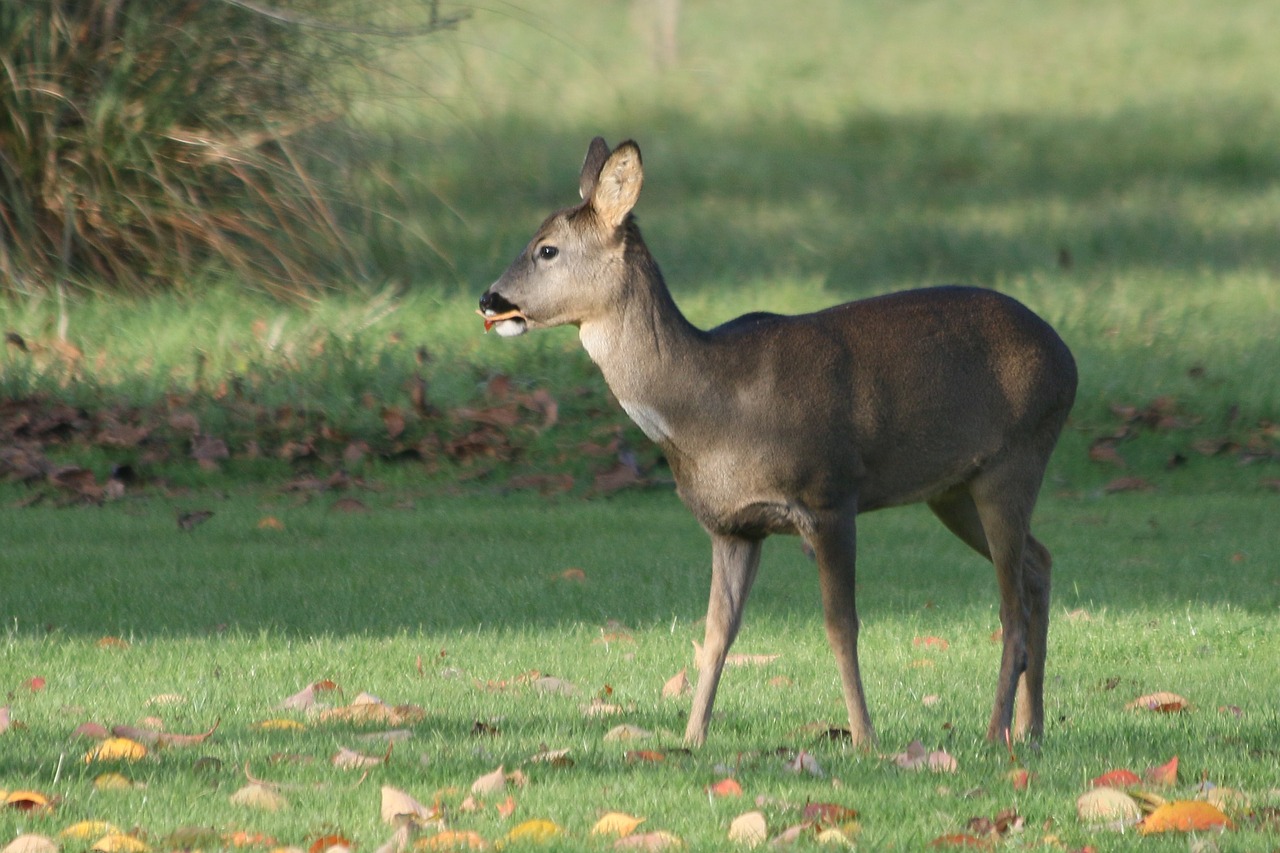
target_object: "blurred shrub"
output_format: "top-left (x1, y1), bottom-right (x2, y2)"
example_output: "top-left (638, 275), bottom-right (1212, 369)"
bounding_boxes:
top-left (0, 0), bottom-right (459, 299)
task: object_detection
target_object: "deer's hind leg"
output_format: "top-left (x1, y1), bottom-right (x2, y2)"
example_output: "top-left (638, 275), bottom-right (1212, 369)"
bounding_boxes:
top-left (928, 479), bottom-right (1050, 743)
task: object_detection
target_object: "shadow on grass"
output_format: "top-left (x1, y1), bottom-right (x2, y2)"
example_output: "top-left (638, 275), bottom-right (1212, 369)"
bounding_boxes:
top-left (367, 99), bottom-right (1280, 295)
top-left (5, 490), bottom-right (1278, 638)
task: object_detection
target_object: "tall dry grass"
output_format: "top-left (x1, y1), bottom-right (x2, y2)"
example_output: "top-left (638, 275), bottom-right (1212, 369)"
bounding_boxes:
top-left (0, 0), bottom-right (460, 299)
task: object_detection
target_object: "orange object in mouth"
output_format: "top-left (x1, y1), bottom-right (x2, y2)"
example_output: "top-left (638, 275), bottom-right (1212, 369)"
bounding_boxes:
top-left (477, 308), bottom-right (528, 332)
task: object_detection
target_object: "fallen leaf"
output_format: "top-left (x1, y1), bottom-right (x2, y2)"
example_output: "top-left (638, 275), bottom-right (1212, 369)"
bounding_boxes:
top-left (707, 778), bottom-right (743, 798)
top-left (496, 795), bottom-right (517, 819)
top-left (530, 675), bottom-right (579, 696)
top-left (61, 822), bottom-right (121, 840)
top-left (380, 785), bottom-right (437, 826)
top-left (0, 706), bottom-right (10, 734)
top-left (84, 737), bottom-right (147, 763)
top-left (4, 790), bottom-right (52, 812)
top-left (74, 722), bottom-right (110, 739)
top-left (416, 830), bottom-right (489, 850)
top-left (725, 653), bottom-right (780, 666)
top-left (257, 515), bottom-right (285, 530)
top-left (603, 724), bottom-right (653, 742)
top-left (892, 740), bottom-right (957, 773)
top-left (93, 772), bottom-right (134, 790)
top-left (555, 568), bottom-right (586, 583)
top-left (592, 813), bottom-right (646, 837)
top-left (25, 676), bottom-right (46, 692)
top-left (1008, 768), bottom-right (1032, 790)
top-left (625, 750), bottom-right (667, 763)
top-left (309, 835), bottom-right (353, 853)
top-left (528, 747), bottom-right (572, 766)
top-left (1126, 692), bottom-right (1190, 712)
top-left (503, 820), bottom-right (562, 844)
top-left (318, 693), bottom-right (425, 726)
top-left (281, 679), bottom-right (340, 711)
top-left (1145, 755), bottom-right (1178, 786)
top-left (1076, 787), bottom-right (1141, 823)
top-left (768, 825), bottom-right (809, 846)
top-left (814, 827), bottom-right (856, 848)
top-left (91, 834), bottom-right (149, 853)
top-left (1139, 800), bottom-right (1233, 834)
top-left (613, 831), bottom-right (683, 850)
top-left (1091, 769), bottom-right (1140, 788)
top-left (926, 833), bottom-right (987, 848)
top-left (471, 765), bottom-right (506, 796)
top-left (2, 835), bottom-right (58, 853)
top-left (229, 783), bottom-right (286, 812)
top-left (802, 804), bottom-right (858, 826)
top-left (913, 636), bottom-right (950, 650)
top-left (1103, 476), bottom-right (1155, 494)
top-left (661, 670), bottom-right (690, 699)
top-left (728, 811), bottom-right (767, 846)
top-left (332, 745), bottom-right (388, 769)
top-left (254, 718), bottom-right (305, 731)
top-left (782, 750), bottom-right (824, 777)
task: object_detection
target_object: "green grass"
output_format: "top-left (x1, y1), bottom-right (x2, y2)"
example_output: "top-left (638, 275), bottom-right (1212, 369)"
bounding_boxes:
top-left (4, 0), bottom-right (1280, 848)
top-left (3, 492), bottom-right (1279, 849)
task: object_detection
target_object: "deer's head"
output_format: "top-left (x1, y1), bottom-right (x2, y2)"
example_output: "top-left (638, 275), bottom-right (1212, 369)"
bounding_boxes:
top-left (479, 137), bottom-right (643, 337)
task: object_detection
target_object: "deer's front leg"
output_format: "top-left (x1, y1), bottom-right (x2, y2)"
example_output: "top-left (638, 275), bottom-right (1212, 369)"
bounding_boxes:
top-left (684, 534), bottom-right (763, 747)
top-left (810, 511), bottom-right (875, 748)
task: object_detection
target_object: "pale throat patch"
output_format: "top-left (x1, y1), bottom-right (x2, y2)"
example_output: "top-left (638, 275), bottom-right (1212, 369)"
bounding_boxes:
top-left (618, 399), bottom-right (672, 444)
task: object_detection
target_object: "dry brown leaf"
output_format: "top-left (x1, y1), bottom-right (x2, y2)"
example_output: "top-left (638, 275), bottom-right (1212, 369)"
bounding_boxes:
top-left (1103, 476), bottom-right (1155, 494)
top-left (1126, 692), bottom-right (1190, 712)
top-left (229, 783), bottom-right (286, 812)
top-left (332, 745), bottom-right (388, 769)
top-left (892, 740), bottom-right (957, 773)
top-left (603, 724), bottom-right (653, 742)
top-left (380, 785), bottom-right (437, 827)
top-left (728, 811), bottom-right (767, 847)
top-left (661, 670), bottom-right (690, 699)
top-left (613, 831), bottom-right (683, 850)
top-left (470, 766), bottom-right (506, 796)
top-left (1076, 787), bottom-right (1141, 823)
top-left (2, 836), bottom-right (58, 853)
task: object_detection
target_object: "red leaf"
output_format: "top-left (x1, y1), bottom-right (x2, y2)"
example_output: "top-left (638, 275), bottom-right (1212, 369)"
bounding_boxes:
top-left (913, 636), bottom-right (950, 650)
top-left (25, 677), bottom-right (45, 692)
top-left (1145, 755), bottom-right (1178, 787)
top-left (1091, 769), bottom-right (1140, 788)
top-left (706, 778), bottom-right (743, 797)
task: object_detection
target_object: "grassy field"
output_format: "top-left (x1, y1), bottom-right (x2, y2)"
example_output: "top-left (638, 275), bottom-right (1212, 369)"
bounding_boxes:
top-left (3, 0), bottom-right (1280, 849)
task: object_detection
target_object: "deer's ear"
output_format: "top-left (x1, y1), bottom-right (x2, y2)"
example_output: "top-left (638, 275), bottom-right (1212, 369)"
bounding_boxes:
top-left (590, 140), bottom-right (643, 228)
top-left (579, 137), bottom-right (610, 200)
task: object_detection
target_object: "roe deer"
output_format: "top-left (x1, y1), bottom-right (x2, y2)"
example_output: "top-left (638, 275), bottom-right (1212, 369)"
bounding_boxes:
top-left (479, 138), bottom-right (1077, 748)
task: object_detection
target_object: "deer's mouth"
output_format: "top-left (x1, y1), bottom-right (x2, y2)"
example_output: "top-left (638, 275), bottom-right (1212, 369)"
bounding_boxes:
top-left (478, 291), bottom-right (530, 337)
top-left (477, 308), bottom-right (529, 336)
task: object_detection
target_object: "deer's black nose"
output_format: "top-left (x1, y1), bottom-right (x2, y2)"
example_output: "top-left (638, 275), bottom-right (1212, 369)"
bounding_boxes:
top-left (479, 290), bottom-right (518, 314)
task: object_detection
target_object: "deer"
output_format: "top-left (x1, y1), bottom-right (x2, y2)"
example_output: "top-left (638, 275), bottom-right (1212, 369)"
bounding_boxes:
top-left (478, 137), bottom-right (1078, 749)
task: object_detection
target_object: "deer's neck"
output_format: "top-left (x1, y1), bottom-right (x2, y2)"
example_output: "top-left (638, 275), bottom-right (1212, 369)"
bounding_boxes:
top-left (577, 249), bottom-right (712, 447)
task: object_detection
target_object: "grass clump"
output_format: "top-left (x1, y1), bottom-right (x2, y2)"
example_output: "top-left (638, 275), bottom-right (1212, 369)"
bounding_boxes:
top-left (0, 0), bottom-right (462, 299)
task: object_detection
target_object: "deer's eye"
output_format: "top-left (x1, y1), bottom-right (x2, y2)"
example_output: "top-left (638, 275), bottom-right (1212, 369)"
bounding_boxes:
top-left (537, 245), bottom-right (559, 261)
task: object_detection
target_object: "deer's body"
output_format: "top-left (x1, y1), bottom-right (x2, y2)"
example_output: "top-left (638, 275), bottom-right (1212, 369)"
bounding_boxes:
top-left (480, 138), bottom-right (1077, 748)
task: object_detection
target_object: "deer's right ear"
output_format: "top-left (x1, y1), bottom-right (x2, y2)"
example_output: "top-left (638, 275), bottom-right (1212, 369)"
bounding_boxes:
top-left (579, 137), bottom-right (611, 200)
top-left (590, 140), bottom-right (643, 229)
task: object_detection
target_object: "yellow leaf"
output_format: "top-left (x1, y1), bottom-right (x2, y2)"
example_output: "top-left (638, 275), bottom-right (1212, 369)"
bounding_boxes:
top-left (815, 828), bottom-right (856, 848)
top-left (91, 835), bottom-right (149, 853)
top-left (415, 830), bottom-right (489, 850)
top-left (61, 822), bottom-right (120, 840)
top-left (4, 790), bottom-right (53, 811)
top-left (591, 812), bottom-right (645, 837)
top-left (83, 738), bottom-right (146, 763)
top-left (1139, 800), bottom-right (1233, 834)
top-left (229, 783), bottom-right (286, 812)
top-left (93, 773), bottom-right (134, 791)
top-left (727, 811), bottom-right (767, 846)
top-left (254, 718), bottom-right (305, 731)
top-left (503, 820), bottom-right (562, 844)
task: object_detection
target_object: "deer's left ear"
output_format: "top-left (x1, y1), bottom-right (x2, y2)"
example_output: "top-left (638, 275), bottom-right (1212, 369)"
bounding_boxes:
top-left (579, 136), bottom-right (610, 200)
top-left (590, 140), bottom-right (643, 228)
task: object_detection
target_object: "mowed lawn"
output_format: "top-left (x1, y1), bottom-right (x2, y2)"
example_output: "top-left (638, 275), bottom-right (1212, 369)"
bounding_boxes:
top-left (3, 0), bottom-right (1280, 849)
